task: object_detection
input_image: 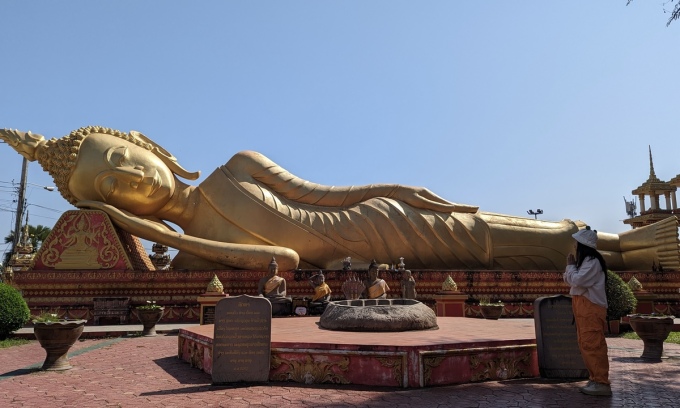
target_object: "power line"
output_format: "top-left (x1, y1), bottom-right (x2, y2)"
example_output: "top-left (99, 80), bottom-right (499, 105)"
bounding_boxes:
top-left (26, 214), bottom-right (59, 222)
top-left (26, 203), bottom-right (63, 213)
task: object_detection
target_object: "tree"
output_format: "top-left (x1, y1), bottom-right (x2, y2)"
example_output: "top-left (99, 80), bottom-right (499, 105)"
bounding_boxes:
top-left (4, 224), bottom-right (52, 252)
top-left (627, 1), bottom-right (680, 27)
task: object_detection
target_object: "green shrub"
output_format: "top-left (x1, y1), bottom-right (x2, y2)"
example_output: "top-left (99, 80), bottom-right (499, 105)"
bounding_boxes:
top-left (0, 283), bottom-right (30, 340)
top-left (606, 270), bottom-right (637, 320)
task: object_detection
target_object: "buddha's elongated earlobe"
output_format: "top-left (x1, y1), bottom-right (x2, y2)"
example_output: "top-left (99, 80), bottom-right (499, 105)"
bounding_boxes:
top-left (130, 130), bottom-right (200, 180)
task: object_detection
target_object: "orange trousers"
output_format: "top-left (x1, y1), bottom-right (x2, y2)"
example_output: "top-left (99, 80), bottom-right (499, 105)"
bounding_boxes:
top-left (572, 295), bottom-right (609, 384)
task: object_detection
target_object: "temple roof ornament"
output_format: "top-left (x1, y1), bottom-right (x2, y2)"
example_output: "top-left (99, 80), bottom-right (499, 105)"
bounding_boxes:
top-left (632, 146), bottom-right (675, 195)
top-left (670, 173), bottom-right (680, 188)
top-left (624, 146), bottom-right (678, 231)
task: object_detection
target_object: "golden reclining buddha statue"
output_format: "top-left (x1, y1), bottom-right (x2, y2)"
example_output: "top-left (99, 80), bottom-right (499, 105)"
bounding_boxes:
top-left (1, 126), bottom-right (678, 271)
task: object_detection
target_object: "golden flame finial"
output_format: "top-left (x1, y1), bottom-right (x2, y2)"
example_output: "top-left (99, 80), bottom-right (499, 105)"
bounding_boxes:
top-left (442, 275), bottom-right (458, 292)
top-left (628, 276), bottom-right (643, 291)
top-left (205, 274), bottom-right (224, 294)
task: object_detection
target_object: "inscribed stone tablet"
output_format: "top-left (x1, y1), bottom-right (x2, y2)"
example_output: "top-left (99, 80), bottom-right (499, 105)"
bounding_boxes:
top-left (212, 295), bottom-right (272, 384)
top-left (202, 306), bottom-right (215, 325)
top-left (534, 295), bottom-right (588, 379)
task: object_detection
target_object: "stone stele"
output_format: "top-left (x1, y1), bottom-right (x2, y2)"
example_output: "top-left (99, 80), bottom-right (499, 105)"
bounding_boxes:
top-left (533, 295), bottom-right (588, 379)
top-left (212, 295), bottom-right (271, 384)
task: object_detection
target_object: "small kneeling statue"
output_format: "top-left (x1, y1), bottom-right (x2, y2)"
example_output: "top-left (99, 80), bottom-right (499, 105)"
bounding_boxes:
top-left (257, 257), bottom-right (292, 316)
top-left (309, 271), bottom-right (332, 315)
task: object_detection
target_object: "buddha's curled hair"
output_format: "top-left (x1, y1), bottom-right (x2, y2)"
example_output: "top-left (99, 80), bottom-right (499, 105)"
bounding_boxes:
top-left (36, 127), bottom-right (148, 205)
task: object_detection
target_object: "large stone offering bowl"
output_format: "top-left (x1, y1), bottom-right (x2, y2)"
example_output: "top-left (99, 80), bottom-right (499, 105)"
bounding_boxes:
top-left (319, 299), bottom-right (438, 332)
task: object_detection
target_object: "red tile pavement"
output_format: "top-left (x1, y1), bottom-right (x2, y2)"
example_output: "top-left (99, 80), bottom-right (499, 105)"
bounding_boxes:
top-left (187, 316), bottom-right (538, 348)
top-left (1, 334), bottom-right (679, 407)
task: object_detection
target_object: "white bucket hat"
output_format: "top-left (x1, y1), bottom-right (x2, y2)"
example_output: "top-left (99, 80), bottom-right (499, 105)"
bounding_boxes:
top-left (572, 226), bottom-right (597, 249)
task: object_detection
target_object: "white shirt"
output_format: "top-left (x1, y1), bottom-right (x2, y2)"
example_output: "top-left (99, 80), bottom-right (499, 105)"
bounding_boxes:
top-left (564, 256), bottom-right (607, 309)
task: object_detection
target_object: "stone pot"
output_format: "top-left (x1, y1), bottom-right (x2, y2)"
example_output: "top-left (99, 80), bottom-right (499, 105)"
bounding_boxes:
top-left (33, 320), bottom-right (87, 370)
top-left (628, 314), bottom-right (675, 360)
top-left (479, 305), bottom-right (504, 320)
top-left (135, 307), bottom-right (165, 336)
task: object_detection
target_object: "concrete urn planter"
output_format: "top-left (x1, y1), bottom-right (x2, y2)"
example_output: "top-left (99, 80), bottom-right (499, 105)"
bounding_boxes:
top-left (628, 314), bottom-right (675, 360)
top-left (479, 305), bottom-right (504, 320)
top-left (135, 307), bottom-right (165, 336)
top-left (33, 320), bottom-right (87, 370)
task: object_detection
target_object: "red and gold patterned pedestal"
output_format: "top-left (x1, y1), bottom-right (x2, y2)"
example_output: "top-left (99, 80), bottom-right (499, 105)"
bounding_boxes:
top-left (633, 290), bottom-right (657, 314)
top-left (197, 293), bottom-right (229, 325)
top-left (178, 317), bottom-right (538, 388)
top-left (433, 291), bottom-right (469, 317)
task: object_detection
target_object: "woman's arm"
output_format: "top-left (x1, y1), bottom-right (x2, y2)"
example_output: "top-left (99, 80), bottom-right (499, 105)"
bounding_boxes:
top-left (76, 200), bottom-right (300, 270)
top-left (564, 258), bottom-right (601, 288)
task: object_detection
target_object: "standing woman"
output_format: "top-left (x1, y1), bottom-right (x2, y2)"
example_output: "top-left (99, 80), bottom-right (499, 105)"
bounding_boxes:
top-left (564, 226), bottom-right (612, 396)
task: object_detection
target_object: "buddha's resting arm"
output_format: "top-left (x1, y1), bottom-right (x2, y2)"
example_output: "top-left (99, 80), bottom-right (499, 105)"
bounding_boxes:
top-left (225, 151), bottom-right (479, 214)
top-left (76, 200), bottom-right (300, 270)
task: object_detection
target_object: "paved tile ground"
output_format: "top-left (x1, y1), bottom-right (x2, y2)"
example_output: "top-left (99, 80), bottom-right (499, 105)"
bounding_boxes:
top-left (1, 334), bottom-right (678, 408)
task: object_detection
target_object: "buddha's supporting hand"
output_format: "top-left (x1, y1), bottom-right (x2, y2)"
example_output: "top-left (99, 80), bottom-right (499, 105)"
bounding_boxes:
top-left (75, 200), bottom-right (300, 270)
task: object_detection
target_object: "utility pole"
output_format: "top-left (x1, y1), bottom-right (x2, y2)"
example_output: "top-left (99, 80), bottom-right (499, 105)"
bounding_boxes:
top-left (12, 157), bottom-right (28, 253)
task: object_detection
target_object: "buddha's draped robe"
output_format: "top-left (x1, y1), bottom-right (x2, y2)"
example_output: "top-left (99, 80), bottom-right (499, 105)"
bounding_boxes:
top-left (312, 282), bottom-right (332, 302)
top-left (366, 279), bottom-right (389, 299)
top-left (197, 153), bottom-right (493, 269)
top-left (264, 275), bottom-right (285, 296)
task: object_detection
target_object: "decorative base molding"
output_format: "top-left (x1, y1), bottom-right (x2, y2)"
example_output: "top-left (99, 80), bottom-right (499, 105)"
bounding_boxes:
top-left (14, 269), bottom-right (680, 324)
top-left (178, 318), bottom-right (539, 388)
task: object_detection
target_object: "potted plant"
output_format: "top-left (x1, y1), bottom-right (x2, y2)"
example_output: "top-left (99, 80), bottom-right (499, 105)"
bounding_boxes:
top-left (478, 297), bottom-right (504, 320)
top-left (32, 311), bottom-right (87, 371)
top-left (627, 313), bottom-right (675, 360)
top-left (135, 301), bottom-right (165, 336)
top-left (605, 270), bottom-right (638, 334)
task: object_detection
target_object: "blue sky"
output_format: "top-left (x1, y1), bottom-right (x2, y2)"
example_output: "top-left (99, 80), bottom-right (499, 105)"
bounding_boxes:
top-left (1, 2), bottom-right (679, 258)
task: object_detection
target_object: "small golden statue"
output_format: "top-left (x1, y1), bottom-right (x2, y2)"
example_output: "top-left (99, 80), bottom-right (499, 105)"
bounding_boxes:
top-left (310, 271), bottom-right (331, 303)
top-left (309, 271), bottom-right (332, 314)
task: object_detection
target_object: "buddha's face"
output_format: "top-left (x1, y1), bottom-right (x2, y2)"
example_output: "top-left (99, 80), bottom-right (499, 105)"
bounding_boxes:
top-left (269, 264), bottom-right (279, 276)
top-left (312, 275), bottom-right (324, 286)
top-left (69, 133), bottom-right (175, 215)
